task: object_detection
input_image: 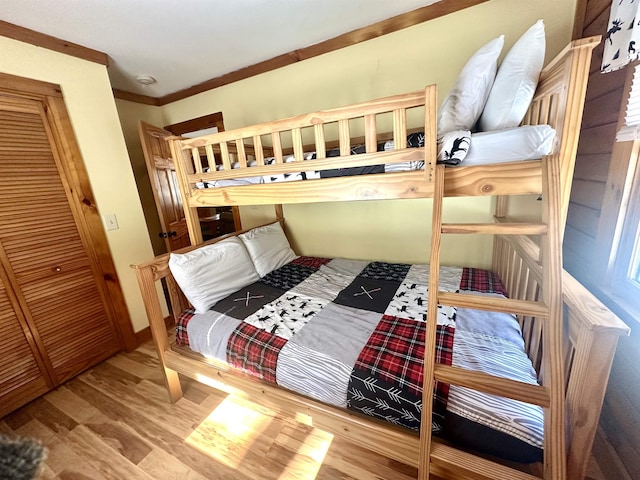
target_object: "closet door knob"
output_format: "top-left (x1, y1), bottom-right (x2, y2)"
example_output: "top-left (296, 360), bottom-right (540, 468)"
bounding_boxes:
top-left (53, 266), bottom-right (62, 272)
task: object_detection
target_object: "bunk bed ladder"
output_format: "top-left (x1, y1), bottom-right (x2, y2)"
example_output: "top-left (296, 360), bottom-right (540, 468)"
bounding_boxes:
top-left (419, 160), bottom-right (566, 480)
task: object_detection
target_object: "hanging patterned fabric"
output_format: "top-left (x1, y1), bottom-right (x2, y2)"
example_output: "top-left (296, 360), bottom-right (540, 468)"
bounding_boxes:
top-left (602, 0), bottom-right (640, 73)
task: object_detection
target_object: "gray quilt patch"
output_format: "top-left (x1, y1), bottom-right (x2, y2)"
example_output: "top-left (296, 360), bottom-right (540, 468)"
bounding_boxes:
top-left (186, 311), bottom-right (241, 362)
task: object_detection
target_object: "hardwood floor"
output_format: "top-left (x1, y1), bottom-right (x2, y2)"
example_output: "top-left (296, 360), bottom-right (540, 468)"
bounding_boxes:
top-left (1, 341), bottom-right (419, 480)
top-left (0, 340), bottom-right (618, 479)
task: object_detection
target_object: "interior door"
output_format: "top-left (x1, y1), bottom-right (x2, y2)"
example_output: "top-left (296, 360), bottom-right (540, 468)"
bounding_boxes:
top-left (138, 121), bottom-right (191, 251)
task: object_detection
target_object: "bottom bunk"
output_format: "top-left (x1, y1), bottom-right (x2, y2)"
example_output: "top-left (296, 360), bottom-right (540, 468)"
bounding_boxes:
top-left (133, 222), bottom-right (629, 480)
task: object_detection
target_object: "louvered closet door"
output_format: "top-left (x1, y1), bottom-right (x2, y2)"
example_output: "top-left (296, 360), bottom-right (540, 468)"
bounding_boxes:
top-left (0, 98), bottom-right (120, 384)
top-left (0, 267), bottom-right (52, 417)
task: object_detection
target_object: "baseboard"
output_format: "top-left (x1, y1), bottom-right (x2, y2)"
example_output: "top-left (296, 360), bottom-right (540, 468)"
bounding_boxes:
top-left (134, 316), bottom-right (174, 347)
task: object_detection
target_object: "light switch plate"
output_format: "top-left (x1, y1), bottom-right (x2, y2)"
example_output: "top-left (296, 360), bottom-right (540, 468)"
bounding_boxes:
top-left (104, 213), bottom-right (119, 231)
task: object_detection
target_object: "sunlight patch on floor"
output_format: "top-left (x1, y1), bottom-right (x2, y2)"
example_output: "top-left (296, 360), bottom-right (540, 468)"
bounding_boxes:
top-left (195, 372), bottom-right (242, 395)
top-left (185, 395), bottom-right (274, 468)
top-left (276, 431), bottom-right (333, 479)
top-left (294, 412), bottom-right (313, 426)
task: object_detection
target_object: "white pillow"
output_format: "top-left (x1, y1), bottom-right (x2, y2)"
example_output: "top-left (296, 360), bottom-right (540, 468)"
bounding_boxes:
top-left (463, 125), bottom-right (555, 166)
top-left (437, 35), bottom-right (504, 135)
top-left (168, 237), bottom-right (259, 313)
top-left (478, 20), bottom-right (546, 132)
top-left (239, 222), bottom-right (297, 277)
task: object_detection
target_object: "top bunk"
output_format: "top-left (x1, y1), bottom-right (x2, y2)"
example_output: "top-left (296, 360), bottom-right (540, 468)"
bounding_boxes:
top-left (167, 36), bottom-right (599, 212)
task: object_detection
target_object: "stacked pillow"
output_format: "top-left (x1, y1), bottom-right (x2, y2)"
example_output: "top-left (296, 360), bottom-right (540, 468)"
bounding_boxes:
top-left (169, 221), bottom-right (296, 313)
top-left (437, 35), bottom-right (505, 135)
top-left (477, 19), bottom-right (546, 132)
top-left (437, 20), bottom-right (549, 164)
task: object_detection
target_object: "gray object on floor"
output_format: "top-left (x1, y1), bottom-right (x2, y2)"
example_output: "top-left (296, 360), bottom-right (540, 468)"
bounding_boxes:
top-left (0, 434), bottom-right (46, 480)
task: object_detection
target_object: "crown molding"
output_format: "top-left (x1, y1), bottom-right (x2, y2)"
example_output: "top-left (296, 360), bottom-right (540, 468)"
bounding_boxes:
top-left (0, 19), bottom-right (109, 66)
top-left (112, 89), bottom-right (160, 106)
top-left (156, 0), bottom-right (488, 105)
top-left (2, 0), bottom-right (488, 106)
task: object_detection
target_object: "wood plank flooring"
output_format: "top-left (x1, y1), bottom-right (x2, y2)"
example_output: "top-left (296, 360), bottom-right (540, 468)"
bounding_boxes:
top-left (0, 340), bottom-right (618, 479)
top-left (1, 341), bottom-right (419, 480)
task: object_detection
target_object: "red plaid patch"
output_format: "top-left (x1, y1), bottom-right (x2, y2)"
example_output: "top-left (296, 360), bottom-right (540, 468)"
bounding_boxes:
top-left (175, 308), bottom-right (195, 346)
top-left (354, 315), bottom-right (454, 409)
top-left (226, 323), bottom-right (287, 383)
top-left (459, 267), bottom-right (507, 296)
top-left (292, 256), bottom-right (332, 269)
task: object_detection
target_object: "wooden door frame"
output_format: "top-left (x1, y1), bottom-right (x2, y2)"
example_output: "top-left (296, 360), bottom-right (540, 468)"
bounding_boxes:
top-left (138, 121), bottom-right (192, 252)
top-left (164, 112), bottom-right (242, 230)
top-left (163, 112), bottom-right (225, 136)
top-left (0, 72), bottom-right (136, 351)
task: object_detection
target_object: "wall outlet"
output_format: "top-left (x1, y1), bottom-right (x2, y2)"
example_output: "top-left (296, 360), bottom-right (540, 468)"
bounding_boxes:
top-left (103, 213), bottom-right (119, 231)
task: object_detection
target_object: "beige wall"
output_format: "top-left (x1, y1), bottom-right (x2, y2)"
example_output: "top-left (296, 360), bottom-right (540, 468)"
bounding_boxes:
top-left (0, 36), bottom-right (157, 333)
top-left (146, 0), bottom-right (577, 268)
top-left (115, 99), bottom-right (167, 255)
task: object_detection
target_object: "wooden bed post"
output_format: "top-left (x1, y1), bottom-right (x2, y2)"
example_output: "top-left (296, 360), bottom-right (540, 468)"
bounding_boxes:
top-left (134, 264), bottom-right (183, 402)
top-left (168, 137), bottom-right (203, 246)
top-left (275, 204), bottom-right (284, 221)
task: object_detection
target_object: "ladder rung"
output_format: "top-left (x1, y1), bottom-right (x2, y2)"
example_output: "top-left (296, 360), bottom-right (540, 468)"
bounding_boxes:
top-left (441, 222), bottom-right (547, 235)
top-left (434, 364), bottom-right (550, 407)
top-left (430, 442), bottom-right (543, 480)
top-left (437, 292), bottom-right (549, 317)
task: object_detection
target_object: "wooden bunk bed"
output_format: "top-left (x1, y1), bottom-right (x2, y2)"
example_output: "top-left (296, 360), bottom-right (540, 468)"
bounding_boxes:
top-left (133, 36), bottom-right (630, 480)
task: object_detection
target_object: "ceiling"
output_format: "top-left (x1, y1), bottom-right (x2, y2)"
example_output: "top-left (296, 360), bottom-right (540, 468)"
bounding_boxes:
top-left (1, 0), bottom-right (442, 99)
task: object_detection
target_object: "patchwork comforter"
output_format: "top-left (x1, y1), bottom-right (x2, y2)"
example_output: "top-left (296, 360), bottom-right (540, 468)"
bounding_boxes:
top-left (176, 257), bottom-right (544, 462)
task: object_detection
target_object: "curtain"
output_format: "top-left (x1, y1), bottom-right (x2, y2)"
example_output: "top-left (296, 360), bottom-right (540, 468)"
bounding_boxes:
top-left (602, 0), bottom-right (640, 73)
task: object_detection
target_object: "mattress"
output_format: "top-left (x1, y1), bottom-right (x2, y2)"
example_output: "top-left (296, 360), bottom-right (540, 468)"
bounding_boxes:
top-left (175, 256), bottom-right (544, 463)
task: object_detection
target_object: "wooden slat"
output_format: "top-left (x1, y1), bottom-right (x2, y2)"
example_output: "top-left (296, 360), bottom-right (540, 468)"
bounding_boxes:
top-left (291, 128), bottom-right (304, 161)
top-left (441, 222), bottom-right (547, 235)
top-left (430, 443), bottom-right (541, 480)
top-left (434, 364), bottom-right (550, 407)
top-left (438, 292), bottom-right (549, 317)
top-left (272, 132), bottom-right (283, 164)
top-left (339, 119), bottom-right (350, 156)
top-left (235, 139), bottom-right (247, 168)
top-left (364, 114), bottom-right (377, 153)
top-left (252, 135), bottom-right (264, 165)
top-left (393, 109), bottom-right (407, 149)
top-left (219, 142), bottom-right (231, 170)
top-left (314, 124), bottom-right (326, 159)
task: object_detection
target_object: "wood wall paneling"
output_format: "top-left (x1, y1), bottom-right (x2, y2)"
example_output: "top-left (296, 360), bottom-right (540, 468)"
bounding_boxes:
top-left (574, 153), bottom-right (613, 181)
top-left (570, 179), bottom-right (607, 209)
top-left (577, 124), bottom-right (619, 155)
top-left (566, 202), bottom-right (599, 236)
top-left (581, 89), bottom-right (626, 129)
top-left (582, 0), bottom-right (612, 30)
